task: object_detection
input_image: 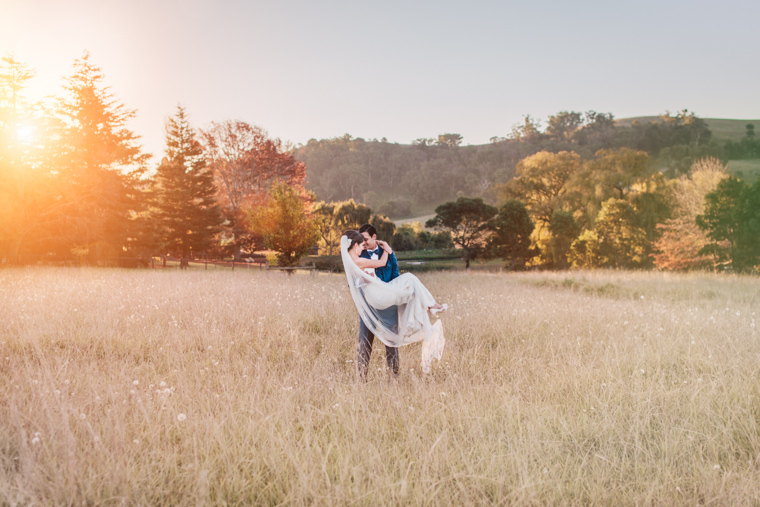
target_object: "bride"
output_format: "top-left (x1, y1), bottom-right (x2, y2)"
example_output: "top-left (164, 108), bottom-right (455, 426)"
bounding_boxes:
top-left (341, 231), bottom-right (446, 373)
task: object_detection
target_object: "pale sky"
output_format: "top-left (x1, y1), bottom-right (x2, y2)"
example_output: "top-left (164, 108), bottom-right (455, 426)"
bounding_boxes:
top-left (2, 0), bottom-right (758, 161)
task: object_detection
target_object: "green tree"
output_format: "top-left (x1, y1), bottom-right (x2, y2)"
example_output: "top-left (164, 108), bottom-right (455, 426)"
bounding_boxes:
top-left (546, 111), bottom-right (582, 141)
top-left (548, 210), bottom-right (580, 269)
top-left (501, 150), bottom-right (581, 263)
top-left (585, 148), bottom-right (653, 199)
top-left (333, 199), bottom-right (371, 232)
top-left (573, 111), bottom-right (616, 147)
top-left (592, 198), bottom-right (649, 268)
top-left (426, 197), bottom-right (497, 268)
top-left (661, 109), bottom-right (712, 147)
top-left (436, 133), bottom-right (463, 147)
top-left (311, 200), bottom-right (389, 256)
top-left (509, 115), bottom-right (544, 144)
top-left (53, 52), bottom-right (149, 263)
top-left (313, 201), bottom-right (339, 256)
top-left (393, 223), bottom-right (423, 251)
top-left (503, 150), bottom-right (582, 229)
top-left (0, 54), bottom-right (52, 263)
top-left (153, 106), bottom-right (223, 258)
top-left (247, 182), bottom-right (320, 268)
top-left (567, 147), bottom-right (653, 230)
top-left (697, 177), bottom-right (760, 272)
top-left (370, 213), bottom-right (396, 242)
top-left (630, 187), bottom-right (671, 244)
top-left (568, 229), bottom-right (601, 269)
top-left (487, 199), bottom-right (535, 270)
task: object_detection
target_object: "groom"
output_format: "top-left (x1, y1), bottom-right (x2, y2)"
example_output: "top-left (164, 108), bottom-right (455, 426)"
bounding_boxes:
top-left (357, 223), bottom-right (400, 379)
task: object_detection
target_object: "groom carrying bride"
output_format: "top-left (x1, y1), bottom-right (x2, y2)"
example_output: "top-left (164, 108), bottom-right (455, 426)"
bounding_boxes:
top-left (357, 223), bottom-right (400, 379)
top-left (342, 229), bottom-right (446, 375)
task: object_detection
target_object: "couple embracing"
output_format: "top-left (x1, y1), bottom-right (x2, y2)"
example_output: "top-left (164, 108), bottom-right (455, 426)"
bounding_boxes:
top-left (342, 224), bottom-right (446, 377)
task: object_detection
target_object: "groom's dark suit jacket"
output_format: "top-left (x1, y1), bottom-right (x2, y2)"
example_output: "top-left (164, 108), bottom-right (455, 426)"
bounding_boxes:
top-left (360, 245), bottom-right (399, 282)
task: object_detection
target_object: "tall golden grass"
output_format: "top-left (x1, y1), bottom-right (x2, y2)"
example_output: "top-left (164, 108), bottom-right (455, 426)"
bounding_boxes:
top-left (1, 267), bottom-right (759, 505)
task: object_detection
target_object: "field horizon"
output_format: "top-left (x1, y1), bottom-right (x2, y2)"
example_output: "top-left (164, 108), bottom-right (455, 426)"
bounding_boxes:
top-left (2, 267), bottom-right (759, 505)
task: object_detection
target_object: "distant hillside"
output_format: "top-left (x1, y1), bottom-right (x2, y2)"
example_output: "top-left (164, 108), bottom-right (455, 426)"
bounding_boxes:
top-left (296, 114), bottom-right (759, 217)
top-left (617, 117), bottom-right (759, 142)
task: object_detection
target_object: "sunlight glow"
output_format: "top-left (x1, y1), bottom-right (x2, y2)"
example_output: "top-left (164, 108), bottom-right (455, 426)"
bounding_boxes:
top-left (16, 124), bottom-right (35, 144)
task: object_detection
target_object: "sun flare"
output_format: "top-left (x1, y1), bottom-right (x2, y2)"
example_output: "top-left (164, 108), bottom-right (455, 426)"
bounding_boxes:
top-left (16, 124), bottom-right (35, 143)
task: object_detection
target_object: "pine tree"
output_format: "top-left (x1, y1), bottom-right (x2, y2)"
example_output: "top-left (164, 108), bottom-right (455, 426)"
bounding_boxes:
top-left (0, 54), bottom-right (42, 262)
top-left (154, 106), bottom-right (222, 258)
top-left (53, 52), bottom-right (149, 262)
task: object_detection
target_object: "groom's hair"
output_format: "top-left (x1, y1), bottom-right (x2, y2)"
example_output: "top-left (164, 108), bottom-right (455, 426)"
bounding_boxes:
top-left (359, 223), bottom-right (376, 237)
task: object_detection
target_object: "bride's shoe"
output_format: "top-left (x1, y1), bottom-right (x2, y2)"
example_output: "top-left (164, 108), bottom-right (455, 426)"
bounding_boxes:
top-left (429, 303), bottom-right (448, 315)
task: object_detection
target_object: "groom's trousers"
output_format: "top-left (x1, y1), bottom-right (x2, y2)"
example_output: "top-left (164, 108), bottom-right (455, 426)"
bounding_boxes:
top-left (357, 306), bottom-right (399, 378)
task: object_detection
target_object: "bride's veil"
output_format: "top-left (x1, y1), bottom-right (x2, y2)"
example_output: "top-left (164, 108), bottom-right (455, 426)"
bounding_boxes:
top-left (340, 235), bottom-right (445, 372)
top-left (340, 235), bottom-right (408, 347)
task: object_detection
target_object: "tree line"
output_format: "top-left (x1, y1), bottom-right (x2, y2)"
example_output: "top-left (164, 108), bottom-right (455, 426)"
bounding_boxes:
top-left (422, 151), bottom-right (760, 273)
top-left (295, 111), bottom-right (758, 216)
top-left (3, 53), bottom-right (758, 272)
top-left (0, 53), bottom-right (311, 266)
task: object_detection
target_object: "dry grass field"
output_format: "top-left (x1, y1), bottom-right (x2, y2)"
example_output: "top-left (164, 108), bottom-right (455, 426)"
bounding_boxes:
top-left (1, 267), bottom-right (760, 505)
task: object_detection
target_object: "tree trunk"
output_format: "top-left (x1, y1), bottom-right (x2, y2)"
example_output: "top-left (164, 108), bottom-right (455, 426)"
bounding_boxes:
top-left (9, 238), bottom-right (22, 265)
top-left (233, 229), bottom-right (242, 262)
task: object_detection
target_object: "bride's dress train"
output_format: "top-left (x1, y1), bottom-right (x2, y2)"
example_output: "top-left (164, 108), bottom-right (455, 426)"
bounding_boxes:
top-left (341, 237), bottom-right (445, 372)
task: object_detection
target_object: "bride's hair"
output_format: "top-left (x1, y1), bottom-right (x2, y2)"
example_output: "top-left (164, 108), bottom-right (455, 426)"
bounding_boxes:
top-left (344, 230), bottom-right (364, 252)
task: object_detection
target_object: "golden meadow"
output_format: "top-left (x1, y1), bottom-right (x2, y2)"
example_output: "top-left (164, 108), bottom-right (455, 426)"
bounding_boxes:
top-left (1, 267), bottom-right (759, 505)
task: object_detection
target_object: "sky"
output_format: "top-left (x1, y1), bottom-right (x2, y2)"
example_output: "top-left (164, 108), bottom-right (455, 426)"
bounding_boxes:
top-left (2, 0), bottom-right (758, 162)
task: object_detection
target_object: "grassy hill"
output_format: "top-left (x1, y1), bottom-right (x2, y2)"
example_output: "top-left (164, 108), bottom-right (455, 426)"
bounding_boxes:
top-left (727, 159), bottom-right (760, 183)
top-left (617, 116), bottom-right (760, 142)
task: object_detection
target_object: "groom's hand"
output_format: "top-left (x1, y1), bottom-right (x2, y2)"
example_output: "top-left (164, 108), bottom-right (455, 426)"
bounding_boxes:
top-left (377, 240), bottom-right (392, 254)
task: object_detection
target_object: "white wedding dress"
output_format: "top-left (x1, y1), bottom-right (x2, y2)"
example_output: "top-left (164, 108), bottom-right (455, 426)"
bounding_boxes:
top-left (340, 236), bottom-right (445, 373)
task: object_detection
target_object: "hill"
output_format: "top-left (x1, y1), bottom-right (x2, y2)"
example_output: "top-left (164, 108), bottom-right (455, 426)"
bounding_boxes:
top-left (616, 117), bottom-right (759, 142)
top-left (296, 113), bottom-right (760, 218)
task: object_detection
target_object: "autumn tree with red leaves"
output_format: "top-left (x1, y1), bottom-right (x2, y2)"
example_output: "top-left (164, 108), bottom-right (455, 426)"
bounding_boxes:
top-left (201, 120), bottom-right (306, 260)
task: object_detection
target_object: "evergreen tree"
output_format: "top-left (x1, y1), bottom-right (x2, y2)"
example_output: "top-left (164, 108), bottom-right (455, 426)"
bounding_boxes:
top-left (0, 54), bottom-right (48, 262)
top-left (154, 106), bottom-right (222, 258)
top-left (53, 52), bottom-right (149, 263)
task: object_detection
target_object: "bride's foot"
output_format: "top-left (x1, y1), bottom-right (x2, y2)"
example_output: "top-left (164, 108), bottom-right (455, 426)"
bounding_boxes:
top-left (429, 303), bottom-right (447, 315)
